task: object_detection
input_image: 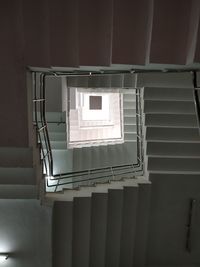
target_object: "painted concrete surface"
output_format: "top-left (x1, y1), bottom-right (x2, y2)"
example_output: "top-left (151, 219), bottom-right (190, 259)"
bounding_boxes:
top-left (0, 199), bottom-right (52, 267)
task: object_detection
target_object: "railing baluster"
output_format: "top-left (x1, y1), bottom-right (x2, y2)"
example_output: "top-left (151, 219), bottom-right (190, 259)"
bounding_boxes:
top-left (193, 71), bottom-right (200, 134)
top-left (186, 199), bottom-right (196, 252)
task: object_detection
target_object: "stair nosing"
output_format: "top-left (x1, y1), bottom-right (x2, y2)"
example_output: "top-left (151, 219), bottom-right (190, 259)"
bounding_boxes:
top-left (148, 172), bottom-right (200, 175)
top-left (145, 125), bottom-right (198, 129)
top-left (146, 139), bottom-right (200, 143)
top-left (144, 98), bottom-right (193, 102)
top-left (148, 154), bottom-right (200, 159)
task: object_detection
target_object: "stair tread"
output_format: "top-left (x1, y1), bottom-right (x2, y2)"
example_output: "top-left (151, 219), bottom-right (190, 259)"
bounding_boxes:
top-left (90, 193), bottom-right (108, 267)
top-left (148, 154), bottom-right (200, 158)
top-left (146, 139), bottom-right (200, 143)
top-left (0, 167), bottom-right (35, 185)
top-left (0, 147), bottom-right (33, 167)
top-left (0, 185), bottom-right (37, 199)
top-left (149, 170), bottom-right (200, 175)
top-left (105, 189), bottom-right (123, 267)
top-left (73, 197), bottom-right (91, 267)
top-left (119, 186), bottom-right (138, 267)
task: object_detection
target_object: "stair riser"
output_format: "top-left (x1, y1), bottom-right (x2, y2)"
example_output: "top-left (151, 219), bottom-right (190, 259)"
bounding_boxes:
top-left (0, 185), bottom-right (37, 199)
top-left (41, 132), bottom-right (67, 141)
top-left (124, 109), bottom-right (136, 116)
top-left (105, 189), bottom-right (123, 267)
top-left (124, 117), bottom-right (137, 125)
top-left (73, 198), bottom-right (91, 267)
top-left (42, 141), bottom-right (67, 150)
top-left (47, 123), bottom-right (66, 132)
top-left (147, 142), bottom-right (200, 156)
top-left (146, 127), bottom-right (200, 141)
top-left (0, 148), bottom-right (32, 167)
top-left (37, 112), bottom-right (66, 122)
top-left (144, 87), bottom-right (193, 101)
top-left (120, 186), bottom-right (138, 267)
top-left (133, 183), bottom-right (151, 266)
top-left (90, 193), bottom-right (108, 267)
top-left (124, 124), bottom-right (137, 133)
top-left (52, 202), bottom-right (73, 267)
top-left (0, 168), bottom-right (35, 185)
top-left (144, 100), bottom-right (195, 114)
top-left (145, 114), bottom-right (197, 128)
top-left (148, 157), bottom-right (200, 172)
top-left (124, 101), bottom-right (136, 109)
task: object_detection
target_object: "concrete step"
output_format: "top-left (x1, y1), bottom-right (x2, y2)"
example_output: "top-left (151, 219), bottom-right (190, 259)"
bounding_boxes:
top-left (38, 112), bottom-right (66, 122)
top-left (124, 131), bottom-right (137, 141)
top-left (51, 178), bottom-right (147, 267)
top-left (0, 167), bottom-right (35, 185)
top-left (122, 142), bottom-right (138, 165)
top-left (73, 197), bottom-right (91, 267)
top-left (119, 184), bottom-right (138, 267)
top-left (0, 185), bottom-right (37, 199)
top-left (42, 141), bottom-right (67, 150)
top-left (147, 142), bottom-right (200, 157)
top-left (80, 147), bottom-right (92, 172)
top-left (112, 0), bottom-right (151, 65)
top-left (0, 147), bottom-right (33, 167)
top-left (45, 177), bottom-right (139, 201)
top-left (45, 132), bottom-right (67, 141)
top-left (145, 114), bottom-right (197, 128)
top-left (123, 93), bottom-right (136, 102)
top-left (124, 124), bottom-right (137, 132)
top-left (123, 101), bottom-right (136, 109)
top-left (149, 0), bottom-right (193, 64)
top-left (124, 108), bottom-right (136, 116)
top-left (133, 180), bottom-right (151, 266)
top-left (79, 0), bottom-right (112, 66)
top-left (143, 87), bottom-right (193, 101)
top-left (90, 193), bottom-right (108, 267)
top-left (52, 201), bottom-right (73, 267)
top-left (49, 0), bottom-right (79, 67)
top-left (73, 148), bottom-right (83, 172)
top-left (146, 127), bottom-right (200, 142)
top-left (47, 123), bottom-right (66, 132)
top-left (124, 107), bottom-right (136, 115)
top-left (105, 189), bottom-right (123, 267)
top-left (22, 0), bottom-right (50, 66)
top-left (91, 146), bottom-right (101, 170)
top-left (124, 132), bottom-right (137, 141)
top-left (73, 144), bottom-right (128, 174)
top-left (138, 73), bottom-right (193, 88)
top-left (148, 172), bottom-right (200, 182)
top-left (148, 157), bottom-right (200, 172)
top-left (124, 116), bottom-right (137, 125)
top-left (144, 100), bottom-right (195, 114)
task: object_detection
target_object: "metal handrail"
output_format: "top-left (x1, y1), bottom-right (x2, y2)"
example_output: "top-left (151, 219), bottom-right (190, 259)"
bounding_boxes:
top-left (47, 88), bottom-right (143, 190)
top-left (186, 198), bottom-right (196, 252)
top-left (33, 72), bottom-right (53, 177)
top-left (32, 71), bottom-right (144, 192)
top-left (47, 168), bottom-right (141, 188)
top-left (192, 71), bottom-right (200, 134)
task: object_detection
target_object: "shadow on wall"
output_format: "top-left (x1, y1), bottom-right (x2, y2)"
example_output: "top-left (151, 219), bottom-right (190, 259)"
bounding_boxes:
top-left (0, 199), bottom-right (52, 267)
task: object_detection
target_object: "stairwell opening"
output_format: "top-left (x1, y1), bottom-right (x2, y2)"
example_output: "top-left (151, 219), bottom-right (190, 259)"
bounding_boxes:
top-left (32, 71), bottom-right (144, 191)
top-left (68, 88), bottom-right (124, 148)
